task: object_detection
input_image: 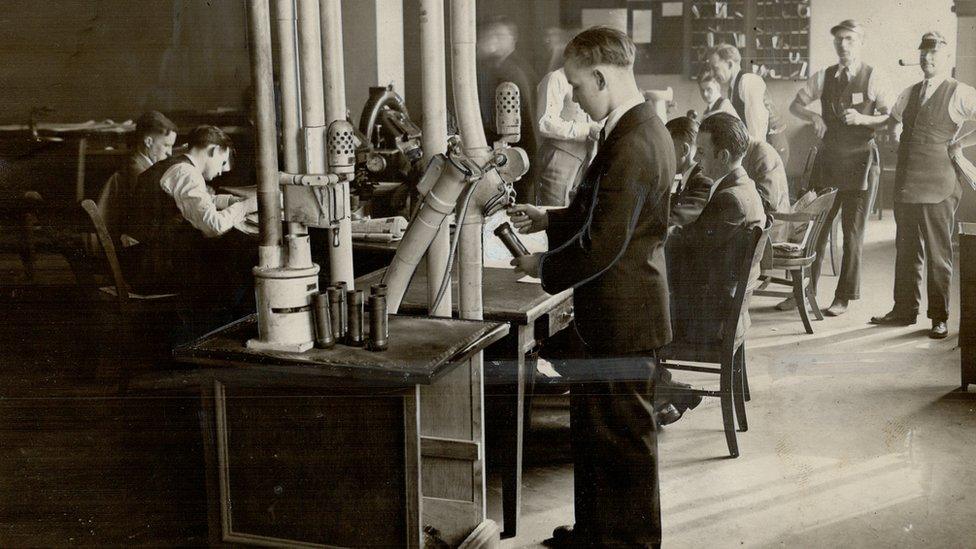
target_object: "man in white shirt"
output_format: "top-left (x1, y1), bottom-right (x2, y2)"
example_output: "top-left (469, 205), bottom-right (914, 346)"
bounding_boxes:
top-left (535, 63), bottom-right (602, 206)
top-left (871, 32), bottom-right (976, 339)
top-left (706, 44), bottom-right (791, 169)
top-left (127, 125), bottom-right (256, 293)
top-left (789, 19), bottom-right (895, 316)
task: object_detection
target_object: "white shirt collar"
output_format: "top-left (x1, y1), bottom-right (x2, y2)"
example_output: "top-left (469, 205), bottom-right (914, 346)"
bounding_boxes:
top-left (838, 60), bottom-right (862, 78)
top-left (601, 94), bottom-right (645, 140)
top-left (924, 73), bottom-right (949, 90)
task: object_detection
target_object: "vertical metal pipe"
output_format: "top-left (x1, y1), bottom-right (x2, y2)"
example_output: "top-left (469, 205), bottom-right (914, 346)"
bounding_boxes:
top-left (319, 0), bottom-right (356, 289)
top-left (274, 0), bottom-right (302, 174)
top-left (421, 0), bottom-right (453, 317)
top-left (247, 0), bottom-right (284, 265)
top-left (450, 0), bottom-right (489, 320)
top-left (297, 0), bottom-right (326, 169)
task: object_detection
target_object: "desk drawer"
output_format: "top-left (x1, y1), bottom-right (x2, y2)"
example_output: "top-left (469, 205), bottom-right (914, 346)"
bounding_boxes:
top-left (546, 298), bottom-right (574, 338)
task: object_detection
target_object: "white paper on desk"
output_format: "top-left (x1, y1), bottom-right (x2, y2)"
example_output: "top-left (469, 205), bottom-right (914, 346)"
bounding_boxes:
top-left (632, 10), bottom-right (652, 43)
top-left (582, 8), bottom-right (628, 33)
top-left (517, 275), bottom-right (542, 284)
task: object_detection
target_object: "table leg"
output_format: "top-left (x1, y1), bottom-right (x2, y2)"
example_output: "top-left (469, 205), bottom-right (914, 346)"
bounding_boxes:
top-left (499, 325), bottom-right (529, 538)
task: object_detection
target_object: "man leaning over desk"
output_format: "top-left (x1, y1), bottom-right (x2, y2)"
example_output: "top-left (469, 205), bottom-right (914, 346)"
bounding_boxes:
top-left (126, 125), bottom-right (256, 296)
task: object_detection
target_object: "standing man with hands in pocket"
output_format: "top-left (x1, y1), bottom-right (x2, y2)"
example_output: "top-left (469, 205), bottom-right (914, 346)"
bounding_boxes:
top-left (506, 26), bottom-right (674, 548)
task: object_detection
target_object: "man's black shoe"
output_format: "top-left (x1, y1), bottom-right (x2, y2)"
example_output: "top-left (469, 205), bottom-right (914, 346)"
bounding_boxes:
top-left (869, 310), bottom-right (917, 326)
top-left (542, 525), bottom-right (582, 547)
top-left (930, 321), bottom-right (948, 339)
top-left (655, 403), bottom-right (682, 426)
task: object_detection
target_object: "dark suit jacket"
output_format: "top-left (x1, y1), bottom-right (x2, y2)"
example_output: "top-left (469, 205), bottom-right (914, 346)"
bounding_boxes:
top-left (669, 163), bottom-right (715, 228)
top-left (540, 102), bottom-right (675, 355)
top-left (668, 166), bottom-right (765, 350)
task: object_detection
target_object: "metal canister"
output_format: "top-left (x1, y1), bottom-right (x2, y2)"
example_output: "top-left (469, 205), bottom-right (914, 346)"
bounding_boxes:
top-left (371, 283), bottom-right (387, 297)
top-left (327, 285), bottom-right (345, 341)
top-left (312, 292), bottom-right (335, 349)
top-left (347, 290), bottom-right (365, 346)
top-left (368, 292), bottom-right (389, 351)
top-left (335, 281), bottom-right (348, 337)
top-left (493, 221), bottom-right (530, 258)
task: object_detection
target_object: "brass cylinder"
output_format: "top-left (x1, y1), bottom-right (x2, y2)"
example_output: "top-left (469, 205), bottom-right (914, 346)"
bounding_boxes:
top-left (347, 289), bottom-right (365, 346)
top-left (369, 293), bottom-right (389, 351)
top-left (312, 292), bottom-right (335, 349)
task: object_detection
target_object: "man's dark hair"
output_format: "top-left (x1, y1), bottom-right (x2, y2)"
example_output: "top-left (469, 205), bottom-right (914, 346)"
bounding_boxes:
top-left (186, 125), bottom-right (233, 151)
top-left (564, 26), bottom-right (636, 68)
top-left (134, 110), bottom-right (177, 141)
top-left (666, 116), bottom-right (699, 146)
top-left (479, 15), bottom-right (518, 41)
top-left (699, 113), bottom-right (750, 161)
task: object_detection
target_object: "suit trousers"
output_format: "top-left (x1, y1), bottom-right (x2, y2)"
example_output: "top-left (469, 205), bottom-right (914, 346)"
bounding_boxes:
top-left (535, 142), bottom-right (586, 207)
top-left (811, 183), bottom-right (877, 300)
top-left (893, 194), bottom-right (959, 321)
top-left (569, 350), bottom-right (661, 548)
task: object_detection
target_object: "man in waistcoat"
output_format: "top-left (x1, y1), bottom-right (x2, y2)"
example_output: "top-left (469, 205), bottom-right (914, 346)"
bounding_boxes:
top-left (127, 125), bottom-right (256, 295)
top-left (706, 44), bottom-right (791, 170)
top-left (871, 32), bottom-right (976, 339)
top-left (789, 19), bottom-right (894, 316)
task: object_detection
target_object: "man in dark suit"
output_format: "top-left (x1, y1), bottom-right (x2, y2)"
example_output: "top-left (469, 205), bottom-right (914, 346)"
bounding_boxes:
top-left (669, 113), bottom-right (766, 354)
top-left (507, 26), bottom-right (674, 548)
top-left (667, 116), bottom-right (715, 229)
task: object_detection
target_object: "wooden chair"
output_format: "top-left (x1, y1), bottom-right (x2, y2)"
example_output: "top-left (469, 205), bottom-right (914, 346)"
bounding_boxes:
top-left (755, 188), bottom-right (838, 334)
top-left (79, 199), bottom-right (178, 306)
top-left (661, 223), bottom-right (770, 458)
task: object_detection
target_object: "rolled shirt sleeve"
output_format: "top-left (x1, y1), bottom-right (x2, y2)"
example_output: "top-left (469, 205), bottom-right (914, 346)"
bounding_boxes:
top-left (794, 68), bottom-right (827, 106)
top-left (159, 164), bottom-right (249, 238)
top-left (950, 82), bottom-right (976, 124)
top-left (867, 69), bottom-right (896, 115)
top-left (537, 69), bottom-right (595, 143)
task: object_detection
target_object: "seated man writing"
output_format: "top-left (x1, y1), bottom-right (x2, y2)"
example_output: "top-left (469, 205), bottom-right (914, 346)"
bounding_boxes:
top-left (667, 116), bottom-right (716, 229)
top-left (126, 125), bottom-right (256, 295)
top-left (661, 113), bottom-right (766, 424)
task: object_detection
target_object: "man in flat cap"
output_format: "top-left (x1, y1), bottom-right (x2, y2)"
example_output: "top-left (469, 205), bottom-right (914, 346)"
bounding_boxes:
top-left (872, 31), bottom-right (976, 338)
top-left (789, 19), bottom-right (894, 316)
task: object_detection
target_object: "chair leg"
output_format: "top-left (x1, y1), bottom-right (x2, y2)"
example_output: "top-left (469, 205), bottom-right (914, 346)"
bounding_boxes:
top-left (732, 347), bottom-right (748, 432)
top-left (807, 281), bottom-right (824, 321)
top-left (721, 353), bottom-right (739, 458)
top-left (791, 269), bottom-right (814, 334)
top-left (738, 343), bottom-right (751, 402)
top-left (829, 217), bottom-right (841, 276)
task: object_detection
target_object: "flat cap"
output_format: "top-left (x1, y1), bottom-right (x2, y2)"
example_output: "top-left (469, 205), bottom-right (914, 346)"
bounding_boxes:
top-left (830, 19), bottom-right (864, 37)
top-left (918, 31), bottom-right (948, 50)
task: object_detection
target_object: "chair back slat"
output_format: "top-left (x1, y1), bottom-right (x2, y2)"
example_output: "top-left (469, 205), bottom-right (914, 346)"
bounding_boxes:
top-left (722, 222), bottom-right (770, 346)
top-left (80, 199), bottom-right (129, 303)
top-left (801, 188), bottom-right (838, 258)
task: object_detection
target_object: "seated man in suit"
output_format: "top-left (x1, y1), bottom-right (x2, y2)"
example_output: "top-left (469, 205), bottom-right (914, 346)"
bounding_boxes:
top-left (126, 125), bottom-right (257, 298)
top-left (98, 110), bottom-right (178, 239)
top-left (663, 113), bottom-right (766, 418)
top-left (667, 116), bottom-right (716, 229)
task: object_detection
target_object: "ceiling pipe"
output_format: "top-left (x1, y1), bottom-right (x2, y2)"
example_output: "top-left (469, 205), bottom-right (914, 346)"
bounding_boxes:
top-left (420, 0), bottom-right (453, 317)
top-left (273, 0), bottom-right (306, 249)
top-left (247, 0), bottom-right (283, 268)
top-left (450, 0), bottom-right (502, 321)
top-left (319, 0), bottom-right (356, 289)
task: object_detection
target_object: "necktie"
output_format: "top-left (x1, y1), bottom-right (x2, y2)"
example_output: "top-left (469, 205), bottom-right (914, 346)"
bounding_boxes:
top-left (918, 79), bottom-right (930, 104)
top-left (837, 67), bottom-right (850, 89)
top-left (598, 127), bottom-right (607, 149)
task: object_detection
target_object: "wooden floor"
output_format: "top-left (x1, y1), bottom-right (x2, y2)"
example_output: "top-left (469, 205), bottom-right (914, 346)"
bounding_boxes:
top-left (2, 214), bottom-right (975, 547)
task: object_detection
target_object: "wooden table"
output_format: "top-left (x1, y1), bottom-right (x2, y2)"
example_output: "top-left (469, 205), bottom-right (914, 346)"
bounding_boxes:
top-left (960, 222), bottom-right (976, 390)
top-left (357, 266), bottom-right (574, 537)
top-left (168, 314), bottom-right (508, 547)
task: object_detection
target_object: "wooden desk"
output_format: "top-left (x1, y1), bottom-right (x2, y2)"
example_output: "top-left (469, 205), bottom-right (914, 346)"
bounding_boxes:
top-left (357, 266), bottom-right (574, 537)
top-left (169, 314), bottom-right (508, 547)
top-left (960, 223), bottom-right (976, 390)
